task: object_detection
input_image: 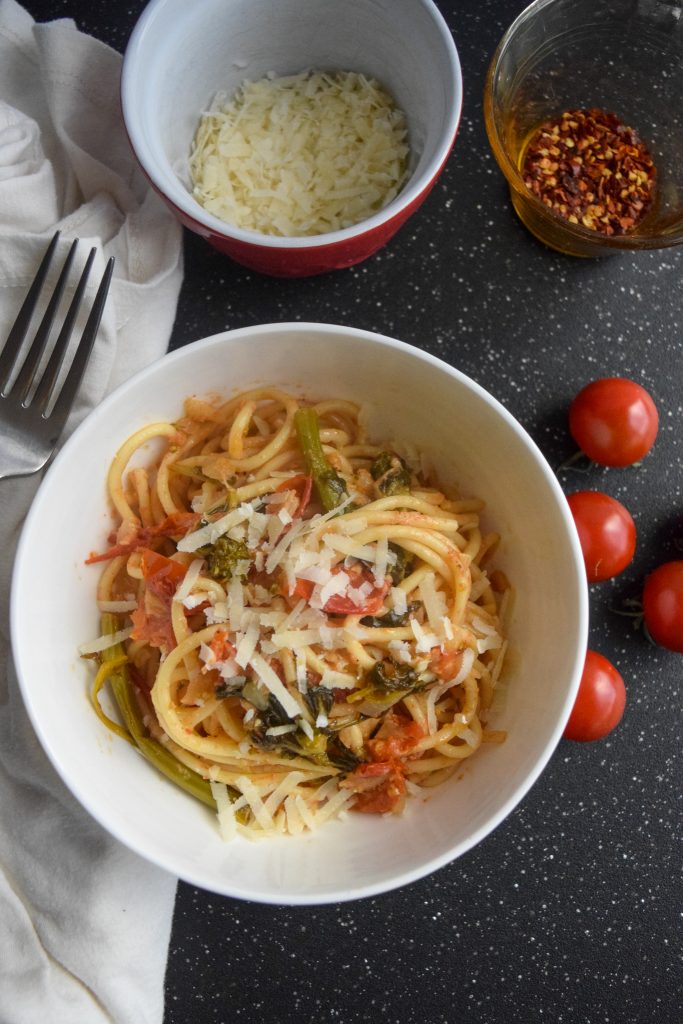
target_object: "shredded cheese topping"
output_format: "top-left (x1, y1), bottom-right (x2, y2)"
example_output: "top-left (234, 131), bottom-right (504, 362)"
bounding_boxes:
top-left (189, 70), bottom-right (410, 237)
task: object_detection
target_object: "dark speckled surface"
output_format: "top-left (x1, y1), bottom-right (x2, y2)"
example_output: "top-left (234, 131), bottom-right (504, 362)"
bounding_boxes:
top-left (22, 1), bottom-right (682, 1021)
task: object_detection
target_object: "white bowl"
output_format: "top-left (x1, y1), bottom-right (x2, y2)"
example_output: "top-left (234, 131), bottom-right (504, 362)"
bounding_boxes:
top-left (121, 0), bottom-right (462, 276)
top-left (11, 325), bottom-right (588, 904)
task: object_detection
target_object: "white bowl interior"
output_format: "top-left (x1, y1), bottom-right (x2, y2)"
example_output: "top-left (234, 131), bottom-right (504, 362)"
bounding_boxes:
top-left (121, 0), bottom-right (462, 246)
top-left (12, 325), bottom-right (587, 903)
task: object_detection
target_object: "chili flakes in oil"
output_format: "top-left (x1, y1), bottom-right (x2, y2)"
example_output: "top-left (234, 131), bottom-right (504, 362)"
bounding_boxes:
top-left (521, 108), bottom-right (656, 236)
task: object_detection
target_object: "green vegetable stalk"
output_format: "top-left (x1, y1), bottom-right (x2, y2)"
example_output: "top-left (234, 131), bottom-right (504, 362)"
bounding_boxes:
top-left (99, 613), bottom-right (218, 810)
top-left (294, 407), bottom-right (349, 512)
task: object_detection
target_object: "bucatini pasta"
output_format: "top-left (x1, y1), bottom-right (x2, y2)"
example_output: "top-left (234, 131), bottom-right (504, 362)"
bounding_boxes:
top-left (83, 388), bottom-right (509, 840)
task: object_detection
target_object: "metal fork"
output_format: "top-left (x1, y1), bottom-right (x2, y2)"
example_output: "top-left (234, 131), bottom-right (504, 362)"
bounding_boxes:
top-left (0, 232), bottom-right (114, 481)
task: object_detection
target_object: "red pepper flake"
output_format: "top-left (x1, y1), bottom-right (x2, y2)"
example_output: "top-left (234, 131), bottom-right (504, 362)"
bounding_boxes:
top-left (521, 108), bottom-right (656, 236)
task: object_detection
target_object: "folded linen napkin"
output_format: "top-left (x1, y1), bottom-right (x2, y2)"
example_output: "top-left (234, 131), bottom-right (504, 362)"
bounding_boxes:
top-left (0, 1), bottom-right (184, 1021)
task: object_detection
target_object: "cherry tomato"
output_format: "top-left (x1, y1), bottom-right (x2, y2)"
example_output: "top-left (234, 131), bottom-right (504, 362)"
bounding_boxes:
top-left (567, 490), bottom-right (636, 582)
top-left (642, 561), bottom-right (683, 653)
top-left (569, 377), bottom-right (658, 467)
top-left (564, 650), bottom-right (626, 741)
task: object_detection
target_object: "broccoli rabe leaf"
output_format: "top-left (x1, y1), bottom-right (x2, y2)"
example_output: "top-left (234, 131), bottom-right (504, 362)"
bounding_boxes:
top-left (366, 659), bottom-right (419, 692)
top-left (214, 676), bottom-right (247, 699)
top-left (388, 543), bottom-right (414, 586)
top-left (304, 686), bottom-right (335, 720)
top-left (198, 536), bottom-right (251, 581)
top-left (360, 601), bottom-right (420, 628)
top-left (370, 451), bottom-right (411, 496)
top-left (326, 741), bottom-right (363, 772)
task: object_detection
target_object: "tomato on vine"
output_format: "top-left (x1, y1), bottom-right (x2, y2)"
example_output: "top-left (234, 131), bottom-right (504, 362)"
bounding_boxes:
top-left (567, 490), bottom-right (636, 582)
top-left (569, 377), bottom-right (658, 467)
top-left (564, 650), bottom-right (626, 742)
top-left (642, 561), bottom-right (683, 653)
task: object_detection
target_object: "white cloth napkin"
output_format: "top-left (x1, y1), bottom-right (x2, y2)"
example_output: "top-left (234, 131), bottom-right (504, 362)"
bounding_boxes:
top-left (0, 1), bottom-right (184, 1021)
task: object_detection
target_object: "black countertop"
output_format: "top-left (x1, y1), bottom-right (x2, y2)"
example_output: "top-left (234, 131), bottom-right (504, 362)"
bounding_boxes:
top-left (20, 1), bottom-right (682, 1021)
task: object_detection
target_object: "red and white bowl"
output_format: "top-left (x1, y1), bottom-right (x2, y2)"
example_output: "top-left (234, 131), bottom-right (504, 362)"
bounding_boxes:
top-left (121, 0), bottom-right (462, 277)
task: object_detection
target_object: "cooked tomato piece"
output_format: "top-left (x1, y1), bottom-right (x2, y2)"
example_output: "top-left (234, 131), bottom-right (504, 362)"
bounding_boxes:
top-left (150, 511), bottom-right (202, 537)
top-left (208, 630), bottom-right (236, 663)
top-left (274, 474), bottom-right (313, 518)
top-left (288, 562), bottom-right (390, 615)
top-left (289, 576), bottom-right (315, 601)
top-left (430, 646), bottom-right (464, 681)
top-left (85, 511), bottom-right (200, 564)
top-left (139, 548), bottom-right (187, 595)
top-left (366, 712), bottom-right (423, 762)
top-left (341, 761), bottom-right (407, 814)
top-left (130, 549), bottom-right (187, 651)
top-left (323, 564), bottom-right (390, 615)
top-left (86, 540), bottom-right (138, 564)
top-left (130, 600), bottom-right (176, 652)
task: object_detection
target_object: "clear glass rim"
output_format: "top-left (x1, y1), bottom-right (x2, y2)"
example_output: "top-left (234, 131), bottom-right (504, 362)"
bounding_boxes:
top-left (483, 0), bottom-right (683, 250)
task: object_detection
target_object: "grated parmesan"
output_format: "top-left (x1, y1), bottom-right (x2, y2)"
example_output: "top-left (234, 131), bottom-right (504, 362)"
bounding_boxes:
top-left (235, 775), bottom-right (275, 832)
top-left (234, 618), bottom-right (259, 667)
top-left (410, 617), bottom-right (440, 654)
top-left (96, 599), bottom-right (138, 613)
top-left (248, 653), bottom-right (301, 719)
top-left (294, 793), bottom-right (317, 831)
top-left (78, 627), bottom-right (133, 656)
top-left (419, 572), bottom-right (447, 637)
top-left (210, 781), bottom-right (237, 842)
top-left (189, 70), bottom-right (409, 237)
top-left (284, 795), bottom-right (305, 835)
top-left (228, 577), bottom-right (245, 631)
top-left (173, 557), bottom-right (204, 604)
top-left (295, 652), bottom-right (308, 693)
top-left (177, 505), bottom-right (251, 552)
top-left (312, 787), bottom-right (355, 826)
top-left (319, 668), bottom-right (357, 690)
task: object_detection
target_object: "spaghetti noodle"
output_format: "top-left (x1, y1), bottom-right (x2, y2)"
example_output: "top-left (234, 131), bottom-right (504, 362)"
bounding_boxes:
top-left (84, 388), bottom-right (509, 839)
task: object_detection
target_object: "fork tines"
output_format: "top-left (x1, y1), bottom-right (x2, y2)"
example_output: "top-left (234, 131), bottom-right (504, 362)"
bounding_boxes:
top-left (0, 231), bottom-right (114, 418)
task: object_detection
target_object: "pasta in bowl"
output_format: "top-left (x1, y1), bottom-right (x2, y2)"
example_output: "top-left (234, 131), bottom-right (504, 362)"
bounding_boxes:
top-left (11, 323), bottom-right (587, 902)
top-left (82, 388), bottom-right (509, 840)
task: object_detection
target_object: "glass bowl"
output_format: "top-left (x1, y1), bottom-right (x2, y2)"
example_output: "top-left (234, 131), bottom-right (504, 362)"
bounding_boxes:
top-left (484, 0), bottom-right (683, 257)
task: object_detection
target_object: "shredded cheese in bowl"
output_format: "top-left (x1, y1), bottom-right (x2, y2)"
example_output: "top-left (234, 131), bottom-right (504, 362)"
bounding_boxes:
top-left (188, 70), bottom-right (410, 237)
